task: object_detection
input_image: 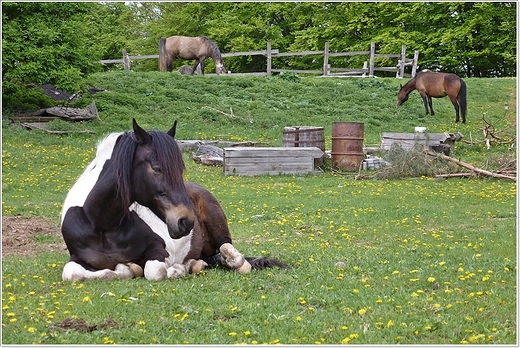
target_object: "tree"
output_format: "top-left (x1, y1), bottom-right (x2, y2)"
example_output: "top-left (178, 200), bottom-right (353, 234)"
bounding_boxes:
top-left (2, 2), bottom-right (104, 91)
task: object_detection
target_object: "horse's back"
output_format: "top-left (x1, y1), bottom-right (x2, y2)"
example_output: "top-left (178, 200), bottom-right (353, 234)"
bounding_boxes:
top-left (416, 71), bottom-right (462, 97)
top-left (165, 35), bottom-right (209, 58)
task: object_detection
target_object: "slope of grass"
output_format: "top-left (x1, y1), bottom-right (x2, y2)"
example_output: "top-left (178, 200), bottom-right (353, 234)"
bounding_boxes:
top-left (1, 72), bottom-right (516, 344)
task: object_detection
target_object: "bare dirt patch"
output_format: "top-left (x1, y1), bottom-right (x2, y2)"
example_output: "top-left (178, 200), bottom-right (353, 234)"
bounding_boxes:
top-left (51, 317), bottom-right (120, 333)
top-left (2, 216), bottom-right (67, 258)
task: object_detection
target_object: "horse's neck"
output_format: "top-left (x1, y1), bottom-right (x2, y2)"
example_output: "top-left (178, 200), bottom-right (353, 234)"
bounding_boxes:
top-left (208, 47), bottom-right (222, 63)
top-left (404, 79), bottom-right (417, 93)
top-left (83, 163), bottom-right (127, 230)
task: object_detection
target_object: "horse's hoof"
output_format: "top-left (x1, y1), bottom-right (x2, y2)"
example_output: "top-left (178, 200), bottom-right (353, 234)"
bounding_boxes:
top-left (127, 262), bottom-right (144, 278)
top-left (236, 260), bottom-right (252, 274)
top-left (185, 259), bottom-right (208, 274)
top-left (220, 243), bottom-right (247, 270)
top-left (144, 260), bottom-right (167, 280)
top-left (167, 264), bottom-right (187, 279)
top-left (114, 263), bottom-right (135, 279)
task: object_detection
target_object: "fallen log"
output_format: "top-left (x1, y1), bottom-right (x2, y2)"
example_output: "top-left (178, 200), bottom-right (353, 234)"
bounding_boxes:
top-left (435, 173), bottom-right (476, 179)
top-left (424, 150), bottom-right (516, 181)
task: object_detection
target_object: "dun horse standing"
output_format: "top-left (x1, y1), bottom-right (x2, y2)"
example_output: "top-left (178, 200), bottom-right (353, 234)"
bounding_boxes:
top-left (60, 119), bottom-right (286, 281)
top-left (397, 70), bottom-right (467, 123)
top-left (159, 35), bottom-right (226, 75)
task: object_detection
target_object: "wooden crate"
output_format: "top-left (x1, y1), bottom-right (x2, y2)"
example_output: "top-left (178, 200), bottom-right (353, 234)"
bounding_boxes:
top-left (381, 132), bottom-right (463, 155)
top-left (224, 147), bottom-right (324, 176)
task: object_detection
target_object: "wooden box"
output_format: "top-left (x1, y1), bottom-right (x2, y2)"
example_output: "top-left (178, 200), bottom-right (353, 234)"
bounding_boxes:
top-left (224, 147), bottom-right (324, 176)
top-left (381, 132), bottom-right (463, 155)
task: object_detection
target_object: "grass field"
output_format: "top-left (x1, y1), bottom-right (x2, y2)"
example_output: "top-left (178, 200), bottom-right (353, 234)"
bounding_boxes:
top-left (1, 72), bottom-right (517, 344)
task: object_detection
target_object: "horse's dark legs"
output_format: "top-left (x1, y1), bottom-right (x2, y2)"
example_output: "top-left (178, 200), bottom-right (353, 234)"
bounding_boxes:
top-left (421, 95), bottom-right (431, 115)
top-left (427, 96), bottom-right (435, 115)
top-left (191, 61), bottom-right (199, 75)
top-left (450, 97), bottom-right (461, 123)
top-left (191, 59), bottom-right (205, 75)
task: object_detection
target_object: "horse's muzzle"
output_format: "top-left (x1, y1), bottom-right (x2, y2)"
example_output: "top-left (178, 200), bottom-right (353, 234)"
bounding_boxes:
top-left (167, 216), bottom-right (194, 239)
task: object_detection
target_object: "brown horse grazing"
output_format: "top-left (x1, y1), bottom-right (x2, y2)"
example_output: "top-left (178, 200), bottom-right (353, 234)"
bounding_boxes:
top-left (159, 35), bottom-right (226, 75)
top-left (397, 70), bottom-right (467, 123)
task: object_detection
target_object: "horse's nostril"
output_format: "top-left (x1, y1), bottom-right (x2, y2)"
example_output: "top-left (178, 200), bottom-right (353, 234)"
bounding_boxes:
top-left (178, 217), bottom-right (194, 234)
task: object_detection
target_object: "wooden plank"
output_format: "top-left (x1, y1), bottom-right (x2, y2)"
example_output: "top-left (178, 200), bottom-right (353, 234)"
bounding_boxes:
top-left (224, 147), bottom-right (324, 159)
top-left (224, 160), bottom-right (314, 176)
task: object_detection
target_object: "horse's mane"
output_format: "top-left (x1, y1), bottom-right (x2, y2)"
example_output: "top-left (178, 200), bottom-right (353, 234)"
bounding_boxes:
top-left (200, 36), bottom-right (223, 61)
top-left (402, 70), bottom-right (427, 89)
top-left (111, 130), bottom-right (186, 210)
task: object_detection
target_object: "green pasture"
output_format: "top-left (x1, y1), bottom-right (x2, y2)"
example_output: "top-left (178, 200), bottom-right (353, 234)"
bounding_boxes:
top-left (1, 73), bottom-right (517, 344)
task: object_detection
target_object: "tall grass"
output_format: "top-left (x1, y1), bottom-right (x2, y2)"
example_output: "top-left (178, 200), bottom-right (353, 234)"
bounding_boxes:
top-left (2, 73), bottom-right (516, 344)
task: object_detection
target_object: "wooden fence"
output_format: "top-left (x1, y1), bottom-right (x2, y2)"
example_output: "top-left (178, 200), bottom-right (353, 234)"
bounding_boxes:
top-left (100, 41), bottom-right (419, 78)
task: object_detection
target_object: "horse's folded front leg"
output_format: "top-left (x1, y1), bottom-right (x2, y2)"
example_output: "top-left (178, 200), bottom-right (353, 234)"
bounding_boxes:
top-left (219, 243), bottom-right (252, 273)
top-left (62, 261), bottom-right (135, 281)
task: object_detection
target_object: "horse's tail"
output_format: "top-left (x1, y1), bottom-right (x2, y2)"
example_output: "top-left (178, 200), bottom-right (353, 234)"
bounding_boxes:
top-left (459, 78), bottom-right (467, 123)
top-left (159, 38), bottom-right (170, 72)
top-left (246, 257), bottom-right (290, 270)
top-left (203, 254), bottom-right (289, 270)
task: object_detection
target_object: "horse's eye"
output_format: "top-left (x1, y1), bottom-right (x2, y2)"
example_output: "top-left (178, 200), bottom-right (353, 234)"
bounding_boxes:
top-left (158, 191), bottom-right (167, 197)
top-left (152, 166), bottom-right (162, 174)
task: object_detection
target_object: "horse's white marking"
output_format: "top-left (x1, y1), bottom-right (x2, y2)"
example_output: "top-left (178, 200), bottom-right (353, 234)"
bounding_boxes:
top-left (144, 260), bottom-right (186, 280)
top-left (129, 203), bottom-right (192, 265)
top-left (61, 132), bottom-right (123, 222)
top-left (61, 132), bottom-right (194, 281)
top-left (220, 243), bottom-right (251, 274)
top-left (62, 261), bottom-right (134, 281)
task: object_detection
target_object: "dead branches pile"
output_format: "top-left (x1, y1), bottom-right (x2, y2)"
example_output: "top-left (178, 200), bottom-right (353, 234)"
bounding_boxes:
top-left (462, 112), bottom-right (516, 150)
top-left (368, 144), bottom-right (516, 181)
top-left (424, 150), bottom-right (516, 181)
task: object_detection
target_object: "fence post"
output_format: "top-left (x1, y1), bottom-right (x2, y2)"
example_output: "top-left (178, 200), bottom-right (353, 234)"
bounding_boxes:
top-left (411, 50), bottom-right (419, 77)
top-left (323, 42), bottom-right (330, 76)
top-left (267, 41), bottom-right (272, 77)
top-left (369, 42), bottom-right (375, 77)
top-left (122, 49), bottom-right (131, 70)
top-left (398, 45), bottom-right (406, 78)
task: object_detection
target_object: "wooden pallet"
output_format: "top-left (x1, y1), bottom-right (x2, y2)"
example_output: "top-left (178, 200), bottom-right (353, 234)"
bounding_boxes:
top-left (224, 147), bottom-right (324, 176)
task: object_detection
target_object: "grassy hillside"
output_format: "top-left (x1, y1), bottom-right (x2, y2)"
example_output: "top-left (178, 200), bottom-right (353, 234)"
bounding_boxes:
top-left (2, 72), bottom-right (516, 220)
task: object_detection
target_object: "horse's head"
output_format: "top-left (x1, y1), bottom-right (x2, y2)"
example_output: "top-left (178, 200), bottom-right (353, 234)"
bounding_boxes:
top-left (396, 84), bottom-right (409, 105)
top-left (129, 119), bottom-right (196, 239)
top-left (215, 62), bottom-right (227, 75)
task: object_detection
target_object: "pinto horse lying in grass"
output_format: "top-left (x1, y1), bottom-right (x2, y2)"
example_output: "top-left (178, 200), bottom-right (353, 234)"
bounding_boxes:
top-left (60, 119), bottom-right (287, 281)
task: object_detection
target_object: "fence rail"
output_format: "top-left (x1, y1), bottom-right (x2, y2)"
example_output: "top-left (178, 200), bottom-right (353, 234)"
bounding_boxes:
top-left (99, 41), bottom-right (419, 78)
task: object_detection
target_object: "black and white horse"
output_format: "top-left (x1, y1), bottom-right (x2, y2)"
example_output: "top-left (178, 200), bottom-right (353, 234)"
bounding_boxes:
top-left (60, 119), bottom-right (286, 281)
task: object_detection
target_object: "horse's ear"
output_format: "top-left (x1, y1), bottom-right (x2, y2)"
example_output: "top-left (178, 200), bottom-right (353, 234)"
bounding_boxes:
top-left (167, 120), bottom-right (178, 138)
top-left (399, 84), bottom-right (403, 88)
top-left (132, 118), bottom-right (152, 144)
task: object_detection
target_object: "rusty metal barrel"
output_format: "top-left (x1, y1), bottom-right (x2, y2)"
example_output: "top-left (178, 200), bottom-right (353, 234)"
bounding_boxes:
top-left (282, 126), bottom-right (325, 151)
top-left (331, 122), bottom-right (364, 170)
